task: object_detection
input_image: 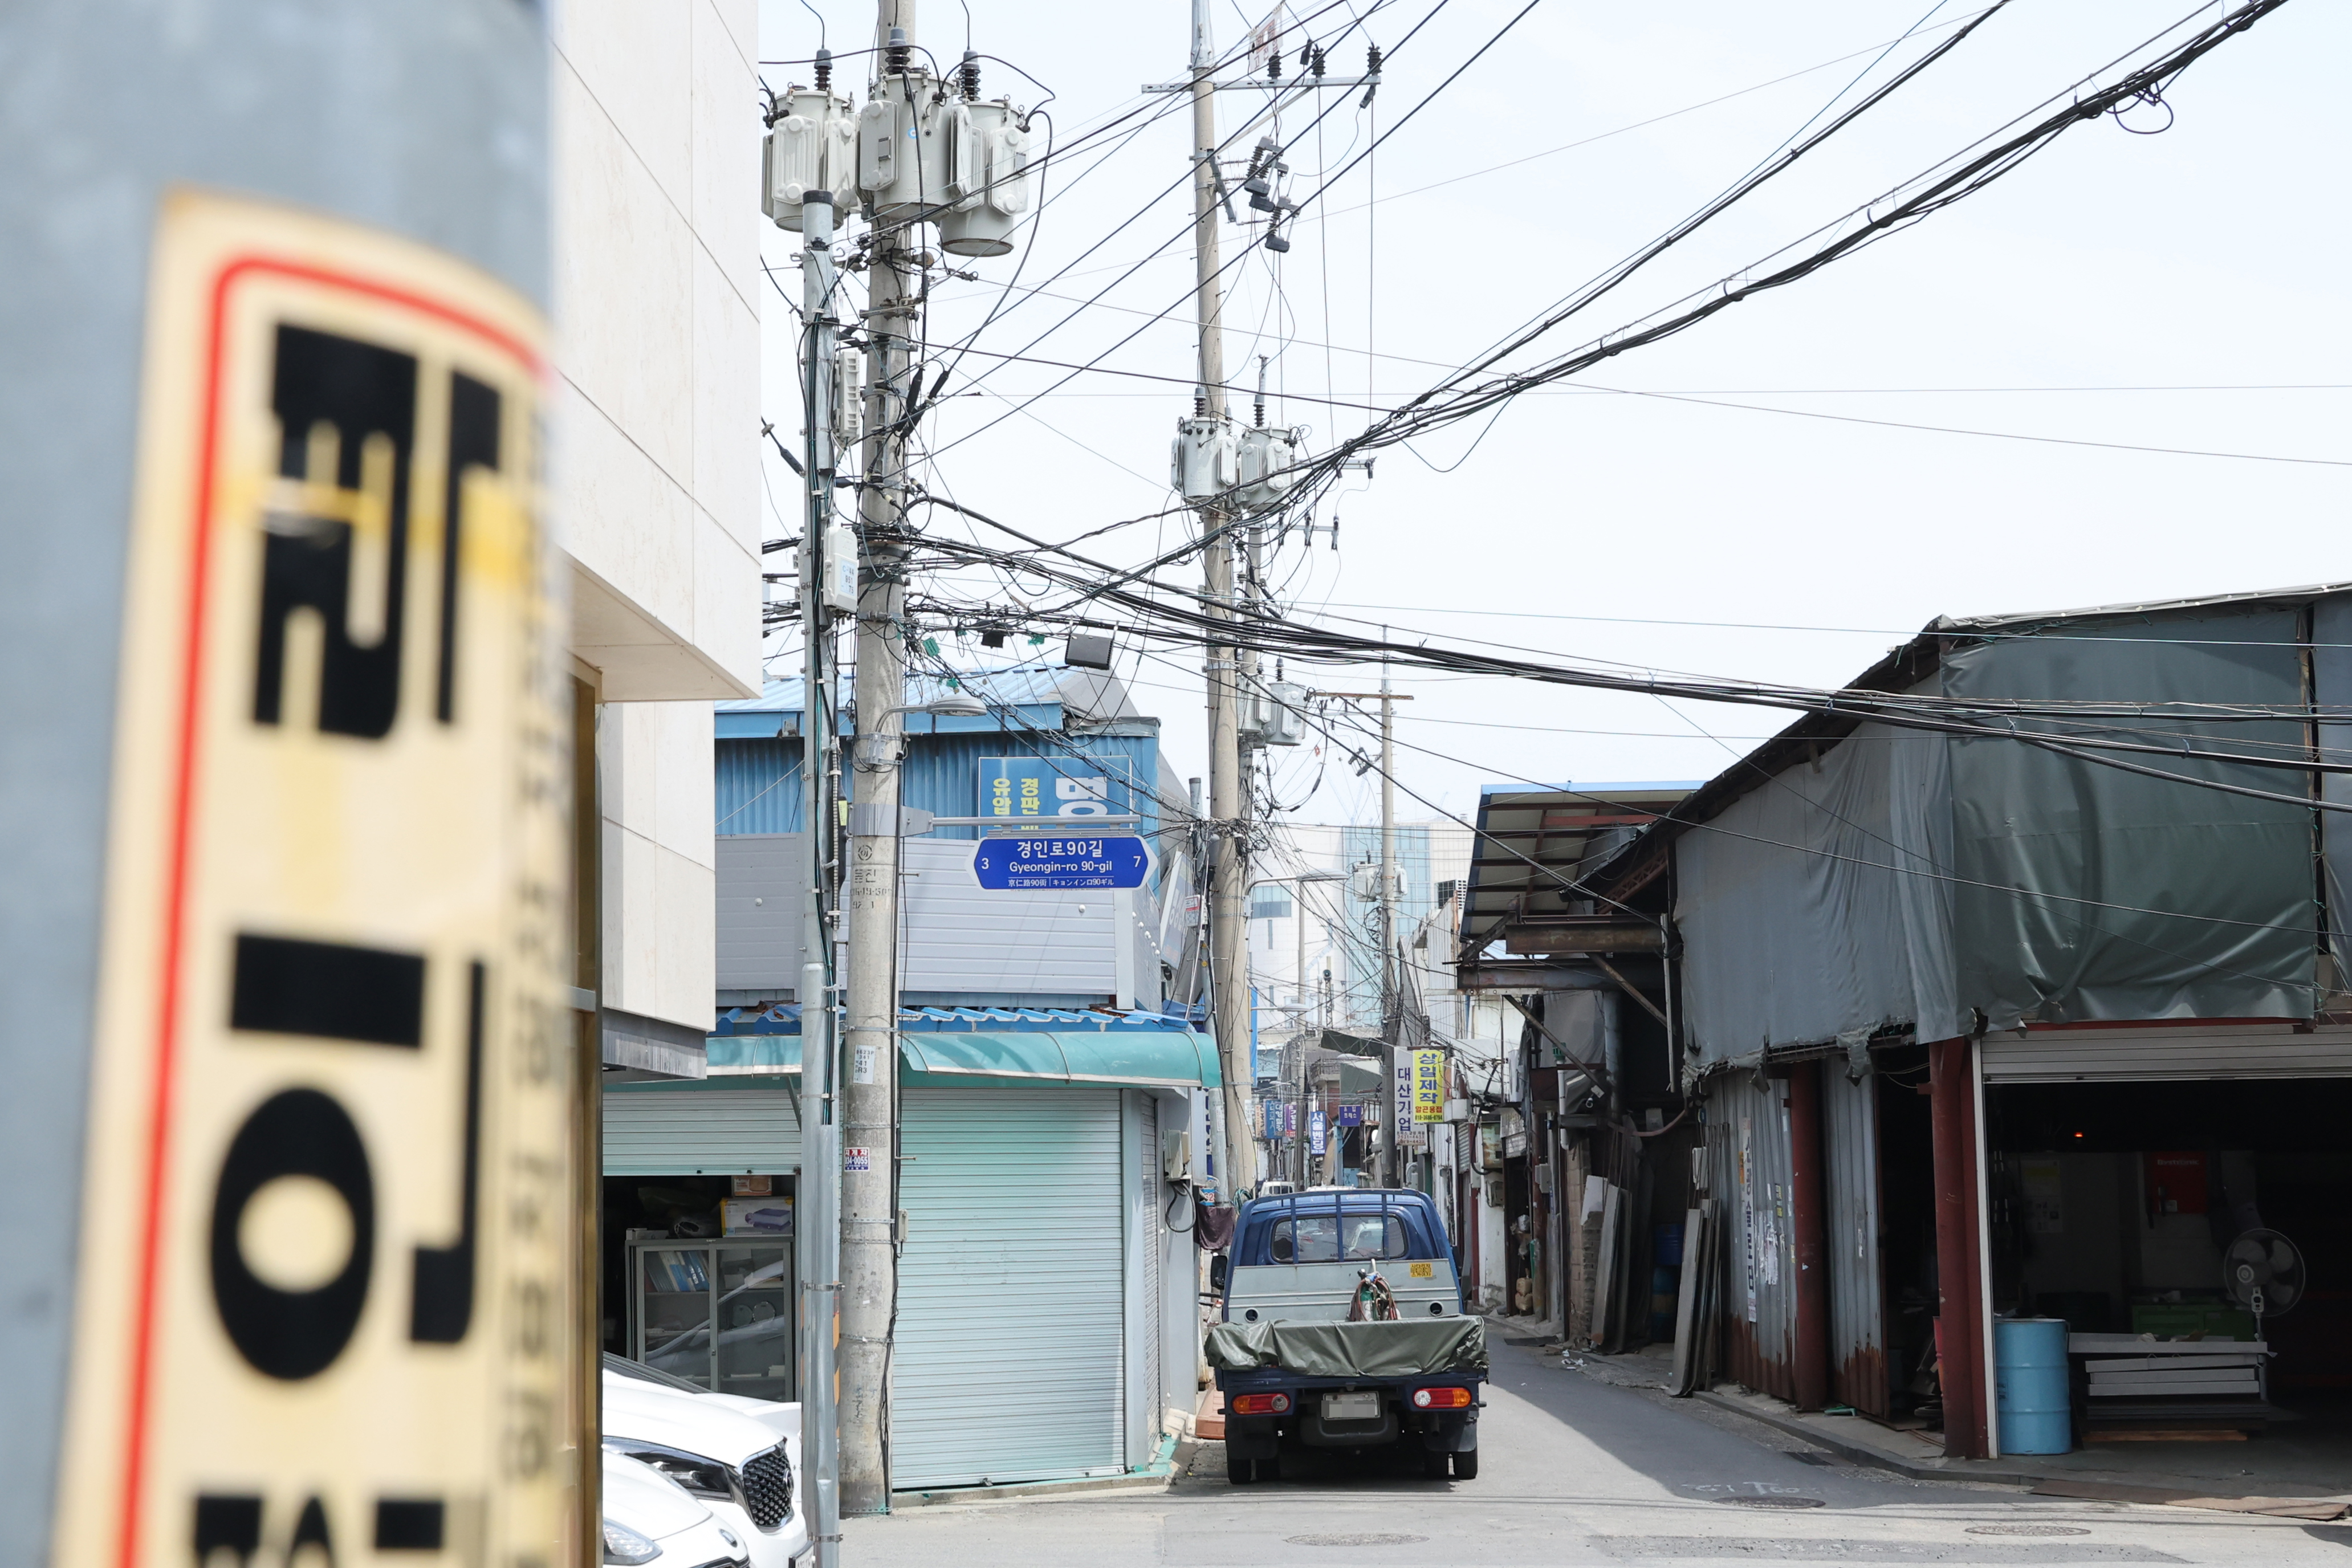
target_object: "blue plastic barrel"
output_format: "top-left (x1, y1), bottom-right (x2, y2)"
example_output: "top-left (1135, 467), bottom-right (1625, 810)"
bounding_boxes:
top-left (1654, 1224), bottom-right (1685, 1267)
top-left (1994, 1317), bottom-right (2072, 1454)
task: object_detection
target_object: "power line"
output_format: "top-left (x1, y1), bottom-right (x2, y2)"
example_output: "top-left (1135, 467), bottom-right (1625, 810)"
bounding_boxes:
top-left (1268, 0), bottom-right (2296, 516)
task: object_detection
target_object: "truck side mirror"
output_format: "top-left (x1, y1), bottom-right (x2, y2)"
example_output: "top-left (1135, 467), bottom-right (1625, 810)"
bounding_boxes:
top-left (1210, 1255), bottom-right (1228, 1294)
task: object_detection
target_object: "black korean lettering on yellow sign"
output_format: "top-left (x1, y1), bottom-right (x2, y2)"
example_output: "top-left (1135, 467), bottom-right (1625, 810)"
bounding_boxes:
top-left (52, 192), bottom-right (575, 1567)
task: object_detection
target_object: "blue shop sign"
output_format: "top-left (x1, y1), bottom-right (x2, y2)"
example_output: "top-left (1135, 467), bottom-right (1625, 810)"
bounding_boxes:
top-left (978, 756), bottom-right (1130, 821)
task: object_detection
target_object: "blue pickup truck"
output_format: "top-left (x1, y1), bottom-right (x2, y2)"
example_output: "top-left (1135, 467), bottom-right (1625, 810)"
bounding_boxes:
top-left (1207, 1188), bottom-right (1486, 1484)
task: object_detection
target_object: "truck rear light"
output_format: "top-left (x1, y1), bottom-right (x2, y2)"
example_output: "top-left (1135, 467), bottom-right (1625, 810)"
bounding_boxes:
top-left (1411, 1387), bottom-right (1471, 1409)
top-left (1228, 1392), bottom-right (1292, 1416)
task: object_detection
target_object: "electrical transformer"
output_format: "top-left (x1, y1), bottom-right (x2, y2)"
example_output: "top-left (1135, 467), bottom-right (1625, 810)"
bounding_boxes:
top-left (939, 100), bottom-right (1033, 257)
top-left (860, 73), bottom-right (954, 223)
top-left (1235, 425), bottom-right (1305, 510)
top-left (763, 88), bottom-right (857, 231)
top-left (1240, 679), bottom-right (1308, 746)
top-left (1171, 414), bottom-right (1238, 499)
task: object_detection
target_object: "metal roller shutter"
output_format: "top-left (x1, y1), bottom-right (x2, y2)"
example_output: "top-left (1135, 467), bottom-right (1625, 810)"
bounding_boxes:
top-left (1140, 1095), bottom-right (1162, 1444)
top-left (1979, 1025), bottom-right (2352, 1084)
top-left (894, 1086), bottom-right (1125, 1488)
top-left (603, 1086), bottom-right (803, 1175)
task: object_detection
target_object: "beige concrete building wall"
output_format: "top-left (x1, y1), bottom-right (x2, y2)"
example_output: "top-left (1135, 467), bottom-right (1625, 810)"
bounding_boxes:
top-left (551, 0), bottom-right (763, 1038)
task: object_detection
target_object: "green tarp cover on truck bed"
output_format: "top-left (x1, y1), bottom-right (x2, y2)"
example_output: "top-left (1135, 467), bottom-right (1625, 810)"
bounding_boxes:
top-left (1204, 1317), bottom-right (1487, 1378)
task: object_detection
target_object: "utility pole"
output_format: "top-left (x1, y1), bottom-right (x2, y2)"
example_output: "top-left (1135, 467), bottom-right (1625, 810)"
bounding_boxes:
top-left (841, 0), bottom-right (918, 1517)
top-left (1379, 650), bottom-right (1398, 1185)
top-left (1189, 0), bottom-right (1257, 1200)
top-left (796, 190), bottom-right (845, 1568)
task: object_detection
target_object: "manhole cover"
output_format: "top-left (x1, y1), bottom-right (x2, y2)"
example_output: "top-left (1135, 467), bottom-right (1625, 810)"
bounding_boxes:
top-left (1714, 1496), bottom-right (1827, 1510)
top-left (1285, 1534), bottom-right (1430, 1546)
top-left (1966, 1525), bottom-right (2091, 1537)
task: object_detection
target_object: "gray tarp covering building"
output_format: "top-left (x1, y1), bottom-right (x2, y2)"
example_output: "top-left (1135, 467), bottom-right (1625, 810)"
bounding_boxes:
top-left (1673, 592), bottom-right (2344, 1067)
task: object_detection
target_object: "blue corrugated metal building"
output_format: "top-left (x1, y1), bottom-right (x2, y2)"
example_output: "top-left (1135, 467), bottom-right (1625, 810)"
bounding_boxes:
top-left (714, 665), bottom-right (1179, 841)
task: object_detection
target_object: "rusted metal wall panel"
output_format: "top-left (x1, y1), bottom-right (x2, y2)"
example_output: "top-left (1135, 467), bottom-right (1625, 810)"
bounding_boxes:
top-left (1706, 1072), bottom-right (1796, 1402)
top-left (1822, 1064), bottom-right (1889, 1416)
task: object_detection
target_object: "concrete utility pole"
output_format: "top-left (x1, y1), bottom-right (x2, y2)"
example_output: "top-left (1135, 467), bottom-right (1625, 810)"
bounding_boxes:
top-left (841, 0), bottom-right (918, 1517)
top-left (2, 5), bottom-right (564, 1563)
top-left (1379, 653), bottom-right (1399, 1185)
top-left (797, 192), bottom-right (845, 1568)
top-left (1190, 0), bottom-right (1258, 1201)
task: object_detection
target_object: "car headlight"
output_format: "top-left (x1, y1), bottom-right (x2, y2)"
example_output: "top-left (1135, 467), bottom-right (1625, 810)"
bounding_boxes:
top-left (604, 1441), bottom-right (735, 1501)
top-left (603, 1519), bottom-right (660, 1565)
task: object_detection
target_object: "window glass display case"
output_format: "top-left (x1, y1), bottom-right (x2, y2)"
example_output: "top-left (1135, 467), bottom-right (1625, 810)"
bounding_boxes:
top-left (629, 1237), bottom-right (794, 1398)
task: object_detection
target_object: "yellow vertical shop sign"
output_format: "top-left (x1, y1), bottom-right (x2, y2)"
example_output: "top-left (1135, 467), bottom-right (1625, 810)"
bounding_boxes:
top-left (1411, 1048), bottom-right (1448, 1124)
top-left (53, 192), bottom-right (573, 1568)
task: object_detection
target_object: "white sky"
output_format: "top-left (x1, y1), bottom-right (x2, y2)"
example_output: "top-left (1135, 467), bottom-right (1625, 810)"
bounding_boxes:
top-left (754, 0), bottom-right (2352, 831)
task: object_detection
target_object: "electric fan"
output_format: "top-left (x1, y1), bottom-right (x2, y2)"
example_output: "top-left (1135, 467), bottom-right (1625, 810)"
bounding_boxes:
top-left (2221, 1228), bottom-right (2305, 1339)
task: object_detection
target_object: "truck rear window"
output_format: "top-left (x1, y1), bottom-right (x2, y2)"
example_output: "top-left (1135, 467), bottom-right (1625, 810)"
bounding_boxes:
top-left (1267, 1214), bottom-right (1408, 1262)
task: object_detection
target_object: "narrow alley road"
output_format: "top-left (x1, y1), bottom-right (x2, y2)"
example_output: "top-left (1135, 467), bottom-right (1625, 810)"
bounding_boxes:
top-left (841, 1334), bottom-right (2352, 1565)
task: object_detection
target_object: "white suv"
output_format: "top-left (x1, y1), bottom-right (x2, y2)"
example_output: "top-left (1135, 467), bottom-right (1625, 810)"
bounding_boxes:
top-left (601, 1450), bottom-right (749, 1567)
top-left (603, 1355), bottom-right (807, 1567)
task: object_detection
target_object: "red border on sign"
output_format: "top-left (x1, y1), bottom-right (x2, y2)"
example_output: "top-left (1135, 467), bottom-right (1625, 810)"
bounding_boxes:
top-left (118, 252), bottom-right (539, 1568)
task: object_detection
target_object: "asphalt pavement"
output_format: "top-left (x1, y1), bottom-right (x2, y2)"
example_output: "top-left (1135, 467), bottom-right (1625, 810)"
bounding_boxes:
top-left (838, 1331), bottom-right (2352, 1564)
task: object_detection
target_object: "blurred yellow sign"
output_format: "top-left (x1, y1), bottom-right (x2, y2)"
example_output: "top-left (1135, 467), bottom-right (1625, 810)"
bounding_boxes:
top-left (1411, 1048), bottom-right (1447, 1124)
top-left (54, 191), bottom-right (573, 1567)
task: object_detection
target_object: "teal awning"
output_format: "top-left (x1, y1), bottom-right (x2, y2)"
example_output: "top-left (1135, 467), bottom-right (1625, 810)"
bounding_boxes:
top-left (900, 1030), bottom-right (1220, 1089)
top-left (707, 1035), bottom-right (803, 1076)
top-left (704, 1029), bottom-right (1221, 1090)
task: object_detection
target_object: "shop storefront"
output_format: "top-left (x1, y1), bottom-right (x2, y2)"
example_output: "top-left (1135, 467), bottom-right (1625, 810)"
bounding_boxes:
top-left (1980, 1024), bottom-right (2352, 1445)
top-left (601, 1015), bottom-right (1217, 1494)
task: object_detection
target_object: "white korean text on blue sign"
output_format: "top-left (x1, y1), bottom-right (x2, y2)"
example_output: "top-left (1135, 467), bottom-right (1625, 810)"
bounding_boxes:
top-left (971, 834), bottom-right (1151, 891)
top-left (978, 755), bottom-right (1130, 821)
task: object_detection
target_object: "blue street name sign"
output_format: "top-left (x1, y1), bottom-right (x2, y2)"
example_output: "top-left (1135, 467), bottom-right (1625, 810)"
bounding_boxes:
top-left (971, 833), bottom-right (1150, 891)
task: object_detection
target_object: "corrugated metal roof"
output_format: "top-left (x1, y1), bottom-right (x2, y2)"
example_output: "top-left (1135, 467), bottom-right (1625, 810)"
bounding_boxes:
top-left (715, 665), bottom-right (1145, 736)
top-left (1458, 781), bottom-right (1696, 960)
top-left (1931, 580), bottom-right (2352, 633)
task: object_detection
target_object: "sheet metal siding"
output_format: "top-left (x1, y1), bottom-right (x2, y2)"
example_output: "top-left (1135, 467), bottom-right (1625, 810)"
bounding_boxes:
top-left (708, 834), bottom-right (1127, 1000)
top-left (603, 1086), bottom-right (803, 1175)
top-left (1821, 1066), bottom-right (1888, 1416)
top-left (893, 1087), bottom-right (1126, 1488)
top-left (717, 834), bottom-right (808, 991)
top-left (714, 732), bottom-right (1165, 842)
top-left (898, 838), bottom-right (1121, 997)
top-left (1708, 1074), bottom-right (1796, 1402)
top-left (717, 739), bottom-right (804, 834)
top-left (1979, 1027), bottom-right (2352, 1082)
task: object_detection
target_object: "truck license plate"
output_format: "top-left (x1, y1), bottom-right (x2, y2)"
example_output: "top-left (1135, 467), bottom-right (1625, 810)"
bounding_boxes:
top-left (1323, 1392), bottom-right (1381, 1422)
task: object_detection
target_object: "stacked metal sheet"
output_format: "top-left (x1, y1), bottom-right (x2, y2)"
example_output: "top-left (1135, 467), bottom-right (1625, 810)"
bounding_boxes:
top-left (2070, 1334), bottom-right (2270, 1431)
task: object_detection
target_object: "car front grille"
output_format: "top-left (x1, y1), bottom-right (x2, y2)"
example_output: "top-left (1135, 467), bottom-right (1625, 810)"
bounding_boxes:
top-left (740, 1440), bottom-right (794, 1529)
